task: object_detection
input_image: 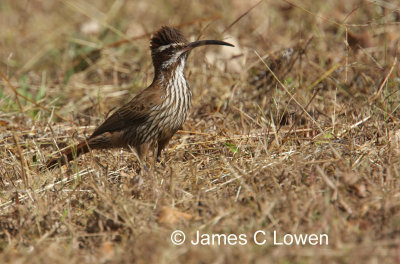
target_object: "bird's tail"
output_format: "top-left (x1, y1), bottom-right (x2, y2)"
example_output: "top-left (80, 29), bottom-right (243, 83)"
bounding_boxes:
top-left (42, 141), bottom-right (90, 170)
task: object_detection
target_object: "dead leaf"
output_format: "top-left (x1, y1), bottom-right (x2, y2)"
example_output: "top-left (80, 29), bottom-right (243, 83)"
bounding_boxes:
top-left (347, 31), bottom-right (372, 50)
top-left (99, 241), bottom-right (114, 262)
top-left (0, 119), bottom-right (9, 126)
top-left (157, 206), bottom-right (193, 225)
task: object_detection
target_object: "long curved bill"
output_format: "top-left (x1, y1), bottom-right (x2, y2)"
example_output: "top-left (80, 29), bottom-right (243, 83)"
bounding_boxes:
top-left (183, 40), bottom-right (234, 52)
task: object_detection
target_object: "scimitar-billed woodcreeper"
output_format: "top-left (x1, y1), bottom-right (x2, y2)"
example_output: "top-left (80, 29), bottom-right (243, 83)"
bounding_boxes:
top-left (44, 26), bottom-right (234, 170)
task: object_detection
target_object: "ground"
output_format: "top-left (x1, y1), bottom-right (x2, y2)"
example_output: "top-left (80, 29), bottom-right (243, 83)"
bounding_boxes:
top-left (0, 0), bottom-right (400, 263)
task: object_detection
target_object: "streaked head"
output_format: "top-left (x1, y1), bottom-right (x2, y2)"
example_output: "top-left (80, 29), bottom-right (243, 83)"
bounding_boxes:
top-left (150, 26), bottom-right (234, 73)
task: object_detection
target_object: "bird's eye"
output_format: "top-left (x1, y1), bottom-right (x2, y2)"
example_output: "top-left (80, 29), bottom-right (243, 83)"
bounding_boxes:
top-left (166, 47), bottom-right (174, 54)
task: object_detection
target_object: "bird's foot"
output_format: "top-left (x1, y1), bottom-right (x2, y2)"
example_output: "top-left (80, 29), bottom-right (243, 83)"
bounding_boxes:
top-left (156, 156), bottom-right (166, 168)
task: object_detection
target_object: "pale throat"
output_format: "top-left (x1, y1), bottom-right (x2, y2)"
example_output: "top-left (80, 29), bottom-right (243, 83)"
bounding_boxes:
top-left (168, 58), bottom-right (188, 93)
top-left (159, 56), bottom-right (188, 89)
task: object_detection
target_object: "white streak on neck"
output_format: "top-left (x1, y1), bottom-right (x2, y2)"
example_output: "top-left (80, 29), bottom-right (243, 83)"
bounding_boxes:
top-left (161, 51), bottom-right (184, 69)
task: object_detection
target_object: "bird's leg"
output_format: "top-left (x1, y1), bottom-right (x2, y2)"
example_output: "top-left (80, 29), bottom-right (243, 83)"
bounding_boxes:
top-left (156, 138), bottom-right (170, 168)
top-left (156, 147), bottom-right (162, 163)
top-left (152, 143), bottom-right (159, 169)
top-left (129, 144), bottom-right (150, 172)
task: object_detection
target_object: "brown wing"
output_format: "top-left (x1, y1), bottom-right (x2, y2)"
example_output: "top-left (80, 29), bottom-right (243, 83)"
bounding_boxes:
top-left (90, 84), bottom-right (163, 139)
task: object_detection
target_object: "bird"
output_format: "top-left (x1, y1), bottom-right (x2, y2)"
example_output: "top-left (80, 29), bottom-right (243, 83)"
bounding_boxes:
top-left (43, 26), bottom-right (234, 170)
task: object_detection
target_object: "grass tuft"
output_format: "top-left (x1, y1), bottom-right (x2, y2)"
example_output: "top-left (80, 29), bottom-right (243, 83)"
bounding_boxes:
top-left (0, 1), bottom-right (400, 263)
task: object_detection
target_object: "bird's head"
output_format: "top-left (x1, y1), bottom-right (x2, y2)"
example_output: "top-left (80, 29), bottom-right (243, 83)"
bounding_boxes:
top-left (150, 26), bottom-right (234, 74)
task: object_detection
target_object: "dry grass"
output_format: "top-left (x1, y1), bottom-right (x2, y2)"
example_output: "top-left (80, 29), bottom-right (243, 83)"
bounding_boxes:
top-left (1, 0), bottom-right (400, 263)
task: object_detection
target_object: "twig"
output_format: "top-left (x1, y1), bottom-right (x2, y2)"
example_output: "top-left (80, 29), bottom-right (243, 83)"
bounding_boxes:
top-left (0, 71), bottom-right (74, 124)
top-left (368, 57), bottom-right (397, 103)
top-left (12, 132), bottom-right (29, 187)
top-left (282, 0), bottom-right (344, 28)
top-left (254, 50), bottom-right (327, 135)
top-left (254, 50), bottom-right (343, 159)
top-left (223, 0), bottom-right (263, 34)
top-left (0, 71), bottom-right (23, 112)
top-left (281, 86), bottom-right (322, 143)
top-left (0, 169), bottom-right (95, 213)
top-left (338, 115), bottom-right (371, 137)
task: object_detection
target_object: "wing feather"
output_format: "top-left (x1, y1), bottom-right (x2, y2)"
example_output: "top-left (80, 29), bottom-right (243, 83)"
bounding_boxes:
top-left (89, 85), bottom-right (163, 139)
